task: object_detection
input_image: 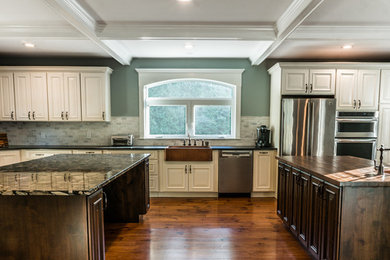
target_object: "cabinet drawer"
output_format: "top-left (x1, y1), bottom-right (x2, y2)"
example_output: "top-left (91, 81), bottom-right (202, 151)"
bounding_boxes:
top-left (103, 150), bottom-right (158, 159)
top-left (0, 150), bottom-right (21, 166)
top-left (72, 150), bottom-right (102, 154)
top-left (149, 175), bottom-right (159, 192)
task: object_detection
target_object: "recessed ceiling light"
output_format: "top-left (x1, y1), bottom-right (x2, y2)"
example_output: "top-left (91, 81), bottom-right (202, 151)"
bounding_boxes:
top-left (23, 42), bottom-right (35, 48)
top-left (342, 44), bottom-right (352, 49)
top-left (178, 0), bottom-right (192, 2)
top-left (184, 43), bottom-right (193, 50)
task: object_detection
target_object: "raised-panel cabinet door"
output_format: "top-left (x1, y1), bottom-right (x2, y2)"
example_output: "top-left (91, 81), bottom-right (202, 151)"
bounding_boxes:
top-left (336, 70), bottom-right (357, 111)
top-left (188, 163), bottom-right (214, 192)
top-left (378, 105), bottom-right (390, 164)
top-left (357, 70), bottom-right (380, 111)
top-left (88, 190), bottom-right (105, 260)
top-left (30, 72), bottom-right (48, 121)
top-left (0, 73), bottom-right (16, 121)
top-left (81, 73), bottom-right (105, 121)
top-left (149, 175), bottom-right (159, 192)
top-left (64, 72), bottom-right (81, 121)
top-left (161, 163), bottom-right (187, 192)
top-left (307, 176), bottom-right (323, 260)
top-left (282, 69), bottom-right (309, 94)
top-left (276, 163), bottom-right (285, 219)
top-left (253, 151), bottom-right (275, 192)
top-left (298, 171), bottom-right (310, 247)
top-left (47, 72), bottom-right (65, 121)
top-left (380, 70), bottom-right (390, 104)
top-left (310, 69), bottom-right (335, 95)
top-left (290, 168), bottom-right (300, 237)
top-left (14, 72), bottom-right (32, 121)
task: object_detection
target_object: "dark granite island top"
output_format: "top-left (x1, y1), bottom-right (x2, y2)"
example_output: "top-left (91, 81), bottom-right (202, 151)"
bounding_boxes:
top-left (0, 154), bottom-right (150, 195)
top-left (277, 155), bottom-right (390, 187)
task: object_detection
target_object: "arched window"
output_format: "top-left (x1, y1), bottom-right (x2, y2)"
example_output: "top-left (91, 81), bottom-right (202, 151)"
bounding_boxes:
top-left (137, 69), bottom-right (243, 139)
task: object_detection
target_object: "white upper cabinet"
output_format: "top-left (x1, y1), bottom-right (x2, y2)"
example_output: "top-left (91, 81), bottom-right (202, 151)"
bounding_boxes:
top-left (81, 72), bottom-right (111, 121)
top-left (48, 72), bottom-right (81, 121)
top-left (14, 72), bottom-right (48, 121)
top-left (282, 68), bottom-right (335, 95)
top-left (336, 69), bottom-right (380, 111)
top-left (380, 70), bottom-right (390, 104)
top-left (0, 72), bottom-right (16, 121)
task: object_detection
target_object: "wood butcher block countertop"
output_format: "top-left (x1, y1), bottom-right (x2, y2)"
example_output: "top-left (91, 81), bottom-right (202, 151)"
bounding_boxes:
top-left (277, 156), bottom-right (390, 187)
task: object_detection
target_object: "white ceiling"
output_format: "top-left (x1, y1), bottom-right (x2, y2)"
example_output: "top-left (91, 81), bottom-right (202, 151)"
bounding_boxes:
top-left (0, 0), bottom-right (389, 64)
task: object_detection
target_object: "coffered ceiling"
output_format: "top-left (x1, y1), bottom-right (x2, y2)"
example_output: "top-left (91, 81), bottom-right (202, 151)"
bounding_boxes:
top-left (0, 0), bottom-right (389, 65)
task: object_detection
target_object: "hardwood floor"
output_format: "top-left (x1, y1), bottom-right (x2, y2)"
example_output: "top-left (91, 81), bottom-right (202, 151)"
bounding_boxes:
top-left (105, 197), bottom-right (311, 260)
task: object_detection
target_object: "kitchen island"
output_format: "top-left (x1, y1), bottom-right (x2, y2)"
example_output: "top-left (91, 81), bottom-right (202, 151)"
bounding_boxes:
top-left (0, 154), bottom-right (150, 260)
top-left (277, 156), bottom-right (390, 260)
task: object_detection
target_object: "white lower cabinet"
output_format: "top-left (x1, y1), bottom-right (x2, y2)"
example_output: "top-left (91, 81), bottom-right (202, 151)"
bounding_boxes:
top-left (72, 150), bottom-right (102, 154)
top-left (252, 150), bottom-right (277, 192)
top-left (21, 149), bottom-right (72, 162)
top-left (161, 161), bottom-right (215, 192)
top-left (0, 150), bottom-right (21, 166)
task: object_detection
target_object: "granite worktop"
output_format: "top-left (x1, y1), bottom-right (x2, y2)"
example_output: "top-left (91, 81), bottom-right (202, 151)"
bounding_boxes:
top-left (277, 156), bottom-right (390, 187)
top-left (0, 145), bottom-right (277, 151)
top-left (0, 154), bottom-right (150, 195)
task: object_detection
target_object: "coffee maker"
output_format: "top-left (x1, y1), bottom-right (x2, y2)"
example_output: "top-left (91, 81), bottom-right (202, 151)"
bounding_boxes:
top-left (256, 125), bottom-right (271, 148)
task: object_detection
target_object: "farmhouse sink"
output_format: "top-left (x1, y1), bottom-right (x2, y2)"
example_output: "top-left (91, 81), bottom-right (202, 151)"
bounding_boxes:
top-left (165, 146), bottom-right (212, 161)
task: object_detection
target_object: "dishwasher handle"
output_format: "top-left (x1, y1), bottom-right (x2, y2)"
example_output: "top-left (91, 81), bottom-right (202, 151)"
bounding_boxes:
top-left (220, 150), bottom-right (252, 158)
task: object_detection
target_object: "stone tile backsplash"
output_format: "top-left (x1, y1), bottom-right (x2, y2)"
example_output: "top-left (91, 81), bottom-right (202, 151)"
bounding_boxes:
top-left (0, 116), bottom-right (269, 146)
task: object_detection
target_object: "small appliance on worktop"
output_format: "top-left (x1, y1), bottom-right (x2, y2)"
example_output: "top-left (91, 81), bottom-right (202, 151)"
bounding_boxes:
top-left (111, 134), bottom-right (134, 146)
top-left (256, 125), bottom-right (271, 148)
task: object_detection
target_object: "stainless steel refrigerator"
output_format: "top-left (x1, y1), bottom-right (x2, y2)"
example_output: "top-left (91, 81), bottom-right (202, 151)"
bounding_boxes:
top-left (281, 98), bottom-right (336, 156)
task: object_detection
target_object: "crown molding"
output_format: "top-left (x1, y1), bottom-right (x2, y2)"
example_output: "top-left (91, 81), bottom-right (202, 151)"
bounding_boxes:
top-left (251, 0), bottom-right (324, 65)
top-left (43, 0), bottom-right (131, 65)
top-left (290, 25), bottom-right (390, 40)
top-left (100, 23), bottom-right (275, 41)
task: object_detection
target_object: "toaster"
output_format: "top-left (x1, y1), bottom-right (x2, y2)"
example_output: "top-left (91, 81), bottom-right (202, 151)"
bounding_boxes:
top-left (111, 135), bottom-right (134, 146)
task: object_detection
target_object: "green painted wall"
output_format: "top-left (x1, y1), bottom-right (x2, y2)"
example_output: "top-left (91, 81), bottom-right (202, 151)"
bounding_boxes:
top-left (0, 57), bottom-right (270, 116)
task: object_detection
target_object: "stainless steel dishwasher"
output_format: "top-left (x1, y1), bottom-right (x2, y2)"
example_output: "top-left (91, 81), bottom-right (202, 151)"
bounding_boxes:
top-left (218, 150), bottom-right (253, 194)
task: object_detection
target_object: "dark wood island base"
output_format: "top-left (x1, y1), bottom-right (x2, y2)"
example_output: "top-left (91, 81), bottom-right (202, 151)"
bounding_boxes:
top-left (277, 156), bottom-right (390, 260)
top-left (0, 155), bottom-right (150, 260)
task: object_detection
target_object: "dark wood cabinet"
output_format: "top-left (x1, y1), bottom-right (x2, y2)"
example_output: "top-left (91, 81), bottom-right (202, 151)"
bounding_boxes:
top-left (277, 162), bottom-right (340, 260)
top-left (88, 190), bottom-right (105, 260)
top-left (320, 184), bottom-right (339, 260)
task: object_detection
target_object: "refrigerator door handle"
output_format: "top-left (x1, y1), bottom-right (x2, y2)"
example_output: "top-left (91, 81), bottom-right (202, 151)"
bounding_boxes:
top-left (305, 100), bottom-right (312, 156)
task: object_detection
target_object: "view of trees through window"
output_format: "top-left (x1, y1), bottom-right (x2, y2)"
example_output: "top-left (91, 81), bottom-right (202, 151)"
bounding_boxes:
top-left (145, 79), bottom-right (236, 138)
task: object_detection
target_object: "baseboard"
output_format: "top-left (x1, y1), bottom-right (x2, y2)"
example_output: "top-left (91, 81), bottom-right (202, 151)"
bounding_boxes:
top-left (150, 192), bottom-right (218, 198)
top-left (251, 192), bottom-right (277, 198)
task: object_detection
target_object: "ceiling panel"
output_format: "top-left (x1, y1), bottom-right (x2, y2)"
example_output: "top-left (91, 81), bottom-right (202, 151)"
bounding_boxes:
top-left (0, 0), bottom-right (68, 24)
top-left (270, 39), bottom-right (390, 59)
top-left (0, 38), bottom-right (108, 57)
top-left (84, 0), bottom-right (293, 23)
top-left (303, 0), bottom-right (390, 25)
top-left (116, 40), bottom-right (273, 58)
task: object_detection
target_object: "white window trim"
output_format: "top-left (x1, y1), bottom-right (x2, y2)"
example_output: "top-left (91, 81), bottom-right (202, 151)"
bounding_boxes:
top-left (136, 68), bottom-right (244, 139)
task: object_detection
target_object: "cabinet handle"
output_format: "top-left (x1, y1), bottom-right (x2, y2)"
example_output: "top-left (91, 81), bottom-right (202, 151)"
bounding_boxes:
top-left (61, 112), bottom-right (64, 120)
top-left (15, 174), bottom-right (18, 182)
top-left (189, 165), bottom-right (192, 174)
top-left (185, 165), bottom-right (188, 174)
top-left (358, 100), bottom-right (361, 109)
top-left (353, 100), bottom-right (357, 109)
top-left (103, 192), bottom-right (108, 210)
top-left (11, 111), bottom-right (14, 120)
top-left (310, 84), bottom-right (313, 93)
top-left (32, 111), bottom-right (35, 120)
top-left (102, 111), bottom-right (105, 120)
top-left (305, 84), bottom-right (308, 93)
top-left (28, 111), bottom-right (31, 120)
top-left (65, 112), bottom-right (69, 120)
top-left (35, 154), bottom-right (45, 156)
top-left (31, 174), bottom-right (34, 182)
top-left (85, 151), bottom-right (95, 154)
top-left (64, 173), bottom-right (67, 182)
top-left (259, 152), bottom-right (269, 154)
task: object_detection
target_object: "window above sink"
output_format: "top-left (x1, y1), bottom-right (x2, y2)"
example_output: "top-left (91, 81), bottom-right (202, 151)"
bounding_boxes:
top-left (137, 69), bottom-right (244, 139)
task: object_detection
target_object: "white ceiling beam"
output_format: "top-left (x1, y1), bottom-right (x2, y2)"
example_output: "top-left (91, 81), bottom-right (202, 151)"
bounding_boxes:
top-left (99, 23), bottom-right (275, 41)
top-left (250, 0), bottom-right (325, 65)
top-left (290, 25), bottom-right (390, 40)
top-left (42, 0), bottom-right (131, 65)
